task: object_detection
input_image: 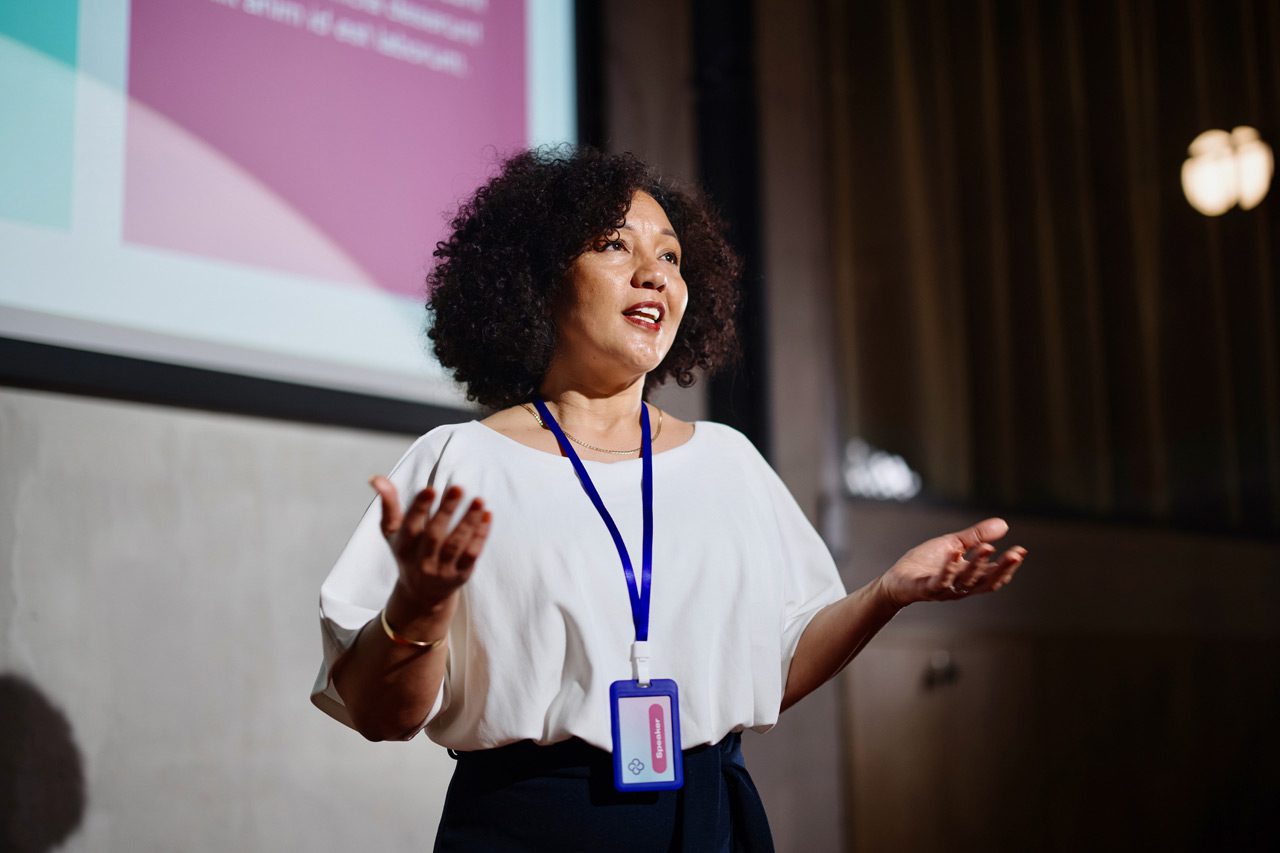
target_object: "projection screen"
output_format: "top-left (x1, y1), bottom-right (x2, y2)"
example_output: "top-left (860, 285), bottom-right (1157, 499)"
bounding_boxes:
top-left (0, 0), bottom-right (577, 411)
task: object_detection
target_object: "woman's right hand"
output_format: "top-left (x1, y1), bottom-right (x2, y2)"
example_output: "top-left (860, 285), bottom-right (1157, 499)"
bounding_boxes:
top-left (370, 477), bottom-right (492, 613)
top-left (333, 479), bottom-right (489, 738)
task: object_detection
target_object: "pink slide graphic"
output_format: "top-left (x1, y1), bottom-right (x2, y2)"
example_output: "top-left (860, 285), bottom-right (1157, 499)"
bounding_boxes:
top-left (124, 0), bottom-right (526, 296)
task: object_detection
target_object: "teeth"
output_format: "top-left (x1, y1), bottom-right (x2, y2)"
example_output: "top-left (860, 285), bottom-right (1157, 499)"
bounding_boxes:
top-left (627, 307), bottom-right (660, 322)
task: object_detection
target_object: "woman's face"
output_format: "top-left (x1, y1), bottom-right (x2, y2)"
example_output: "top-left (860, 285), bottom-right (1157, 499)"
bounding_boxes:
top-left (551, 190), bottom-right (688, 382)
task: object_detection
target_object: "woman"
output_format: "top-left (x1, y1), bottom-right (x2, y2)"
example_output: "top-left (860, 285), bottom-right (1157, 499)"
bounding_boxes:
top-left (310, 148), bottom-right (1027, 851)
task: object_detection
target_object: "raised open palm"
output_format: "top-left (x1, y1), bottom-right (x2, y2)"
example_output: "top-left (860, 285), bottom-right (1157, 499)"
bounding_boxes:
top-left (370, 478), bottom-right (492, 609)
top-left (879, 517), bottom-right (1027, 608)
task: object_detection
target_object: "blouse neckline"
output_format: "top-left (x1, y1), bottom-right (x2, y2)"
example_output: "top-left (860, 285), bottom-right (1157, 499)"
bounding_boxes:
top-left (467, 419), bottom-right (704, 468)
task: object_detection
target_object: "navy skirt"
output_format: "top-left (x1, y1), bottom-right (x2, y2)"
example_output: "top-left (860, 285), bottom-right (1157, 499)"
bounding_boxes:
top-left (433, 732), bottom-right (774, 852)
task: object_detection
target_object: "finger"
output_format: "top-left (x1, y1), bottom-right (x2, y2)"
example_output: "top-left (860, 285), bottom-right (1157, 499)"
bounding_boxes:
top-left (984, 547), bottom-right (1027, 592)
top-left (950, 517), bottom-right (1010, 552)
top-left (455, 511), bottom-right (493, 573)
top-left (438, 498), bottom-right (485, 566)
top-left (933, 549), bottom-right (968, 596)
top-left (969, 555), bottom-right (1019, 594)
top-left (370, 476), bottom-right (403, 540)
top-left (953, 543), bottom-right (997, 590)
top-left (421, 485), bottom-right (465, 558)
top-left (966, 546), bottom-right (1026, 593)
top-left (401, 485), bottom-right (438, 539)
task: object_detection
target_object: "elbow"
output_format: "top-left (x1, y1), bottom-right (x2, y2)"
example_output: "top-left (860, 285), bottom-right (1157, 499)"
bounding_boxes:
top-left (353, 719), bottom-right (412, 742)
top-left (349, 703), bottom-right (428, 742)
top-left (336, 689), bottom-right (408, 742)
top-left (353, 718), bottom-right (390, 742)
top-left (349, 707), bottom-right (421, 742)
top-left (333, 674), bottom-right (411, 742)
top-left (331, 654), bottom-right (438, 742)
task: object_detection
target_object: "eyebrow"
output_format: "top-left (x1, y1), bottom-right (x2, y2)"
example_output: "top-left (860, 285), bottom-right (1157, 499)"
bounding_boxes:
top-left (620, 223), bottom-right (679, 239)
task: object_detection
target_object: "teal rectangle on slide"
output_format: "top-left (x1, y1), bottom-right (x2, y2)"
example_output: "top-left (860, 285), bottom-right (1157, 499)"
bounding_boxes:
top-left (0, 0), bottom-right (80, 229)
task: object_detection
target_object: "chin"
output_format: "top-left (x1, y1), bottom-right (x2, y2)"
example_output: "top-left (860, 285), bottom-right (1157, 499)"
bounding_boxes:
top-left (630, 350), bottom-right (671, 376)
top-left (604, 341), bottom-right (662, 367)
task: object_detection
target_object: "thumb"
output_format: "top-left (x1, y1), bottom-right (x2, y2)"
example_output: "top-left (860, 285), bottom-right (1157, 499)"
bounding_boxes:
top-left (951, 517), bottom-right (1009, 550)
top-left (370, 475), bottom-right (402, 539)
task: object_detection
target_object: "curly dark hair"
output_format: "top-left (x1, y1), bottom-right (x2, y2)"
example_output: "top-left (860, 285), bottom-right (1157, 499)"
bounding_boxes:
top-left (426, 146), bottom-right (741, 410)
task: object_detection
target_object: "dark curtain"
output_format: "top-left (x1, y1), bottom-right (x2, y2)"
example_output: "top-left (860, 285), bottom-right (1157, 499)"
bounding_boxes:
top-left (823, 0), bottom-right (1280, 537)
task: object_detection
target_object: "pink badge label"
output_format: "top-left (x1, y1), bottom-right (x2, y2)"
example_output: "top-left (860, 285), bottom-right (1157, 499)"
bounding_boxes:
top-left (649, 703), bottom-right (667, 773)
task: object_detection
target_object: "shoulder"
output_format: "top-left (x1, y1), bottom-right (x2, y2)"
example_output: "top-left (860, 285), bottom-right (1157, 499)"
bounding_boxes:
top-left (410, 419), bottom-right (474, 449)
top-left (687, 422), bottom-right (789, 493)
top-left (691, 420), bottom-right (765, 458)
top-left (393, 420), bottom-right (478, 468)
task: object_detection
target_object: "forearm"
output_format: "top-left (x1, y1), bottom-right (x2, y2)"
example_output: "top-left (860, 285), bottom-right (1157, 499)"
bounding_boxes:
top-left (331, 584), bottom-right (455, 741)
top-left (780, 575), bottom-right (902, 712)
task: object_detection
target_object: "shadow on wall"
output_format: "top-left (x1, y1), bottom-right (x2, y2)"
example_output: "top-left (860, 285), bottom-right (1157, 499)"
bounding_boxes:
top-left (0, 674), bottom-right (86, 852)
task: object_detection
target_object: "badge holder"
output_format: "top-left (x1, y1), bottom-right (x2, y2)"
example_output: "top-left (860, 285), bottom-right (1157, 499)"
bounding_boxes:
top-left (610, 641), bottom-right (683, 792)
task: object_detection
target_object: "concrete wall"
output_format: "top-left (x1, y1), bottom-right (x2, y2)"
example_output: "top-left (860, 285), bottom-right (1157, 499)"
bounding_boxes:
top-left (0, 388), bottom-right (455, 850)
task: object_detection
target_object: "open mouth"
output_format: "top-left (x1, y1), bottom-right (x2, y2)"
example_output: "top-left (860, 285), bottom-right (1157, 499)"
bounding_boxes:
top-left (623, 302), bottom-right (664, 329)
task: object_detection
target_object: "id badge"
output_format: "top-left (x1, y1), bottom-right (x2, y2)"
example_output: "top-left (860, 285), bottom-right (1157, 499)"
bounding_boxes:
top-left (609, 678), bottom-right (683, 792)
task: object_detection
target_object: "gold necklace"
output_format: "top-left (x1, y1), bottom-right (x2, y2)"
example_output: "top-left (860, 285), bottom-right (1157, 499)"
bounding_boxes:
top-left (520, 402), bottom-right (664, 456)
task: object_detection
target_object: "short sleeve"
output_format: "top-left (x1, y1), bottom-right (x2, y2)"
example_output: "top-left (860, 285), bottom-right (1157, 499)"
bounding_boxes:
top-left (309, 432), bottom-right (449, 737)
top-left (743, 439), bottom-right (847, 687)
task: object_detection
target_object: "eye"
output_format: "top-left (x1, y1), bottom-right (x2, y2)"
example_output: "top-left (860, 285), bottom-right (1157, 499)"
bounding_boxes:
top-left (594, 236), bottom-right (627, 252)
top-left (661, 250), bottom-right (680, 265)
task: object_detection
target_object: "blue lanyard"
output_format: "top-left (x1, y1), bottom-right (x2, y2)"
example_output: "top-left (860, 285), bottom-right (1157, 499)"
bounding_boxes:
top-left (531, 396), bottom-right (653, 642)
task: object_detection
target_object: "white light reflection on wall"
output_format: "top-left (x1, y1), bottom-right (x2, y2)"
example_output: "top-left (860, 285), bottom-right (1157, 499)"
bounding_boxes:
top-left (1181, 126), bottom-right (1273, 216)
top-left (842, 438), bottom-right (922, 501)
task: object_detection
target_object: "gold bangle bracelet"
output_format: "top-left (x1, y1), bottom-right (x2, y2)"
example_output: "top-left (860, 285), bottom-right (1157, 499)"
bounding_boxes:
top-left (379, 608), bottom-right (447, 650)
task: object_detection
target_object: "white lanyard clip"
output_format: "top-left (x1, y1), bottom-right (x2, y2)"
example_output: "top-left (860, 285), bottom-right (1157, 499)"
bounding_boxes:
top-left (631, 640), bottom-right (652, 687)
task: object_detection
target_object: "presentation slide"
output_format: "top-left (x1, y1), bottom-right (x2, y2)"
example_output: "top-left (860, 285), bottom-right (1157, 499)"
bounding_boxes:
top-left (0, 0), bottom-right (576, 406)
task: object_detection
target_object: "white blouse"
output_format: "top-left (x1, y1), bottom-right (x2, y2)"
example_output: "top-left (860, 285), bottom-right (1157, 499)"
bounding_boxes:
top-left (311, 419), bottom-right (846, 751)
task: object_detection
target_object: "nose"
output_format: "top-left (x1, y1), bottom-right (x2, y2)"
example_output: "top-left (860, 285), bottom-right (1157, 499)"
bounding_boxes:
top-left (632, 261), bottom-right (667, 292)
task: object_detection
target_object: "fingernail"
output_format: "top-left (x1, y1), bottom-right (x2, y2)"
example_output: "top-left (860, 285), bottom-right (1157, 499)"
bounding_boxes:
top-left (482, 511), bottom-right (492, 523)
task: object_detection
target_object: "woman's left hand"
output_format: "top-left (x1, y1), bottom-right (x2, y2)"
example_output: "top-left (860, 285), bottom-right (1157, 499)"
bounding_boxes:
top-left (878, 517), bottom-right (1027, 608)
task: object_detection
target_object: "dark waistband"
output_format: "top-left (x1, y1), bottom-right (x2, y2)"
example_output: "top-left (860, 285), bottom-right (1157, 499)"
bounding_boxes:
top-left (451, 731), bottom-right (742, 768)
top-left (449, 732), bottom-right (772, 852)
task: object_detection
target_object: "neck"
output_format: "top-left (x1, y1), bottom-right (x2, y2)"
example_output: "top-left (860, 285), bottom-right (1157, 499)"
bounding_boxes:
top-left (537, 364), bottom-right (646, 435)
